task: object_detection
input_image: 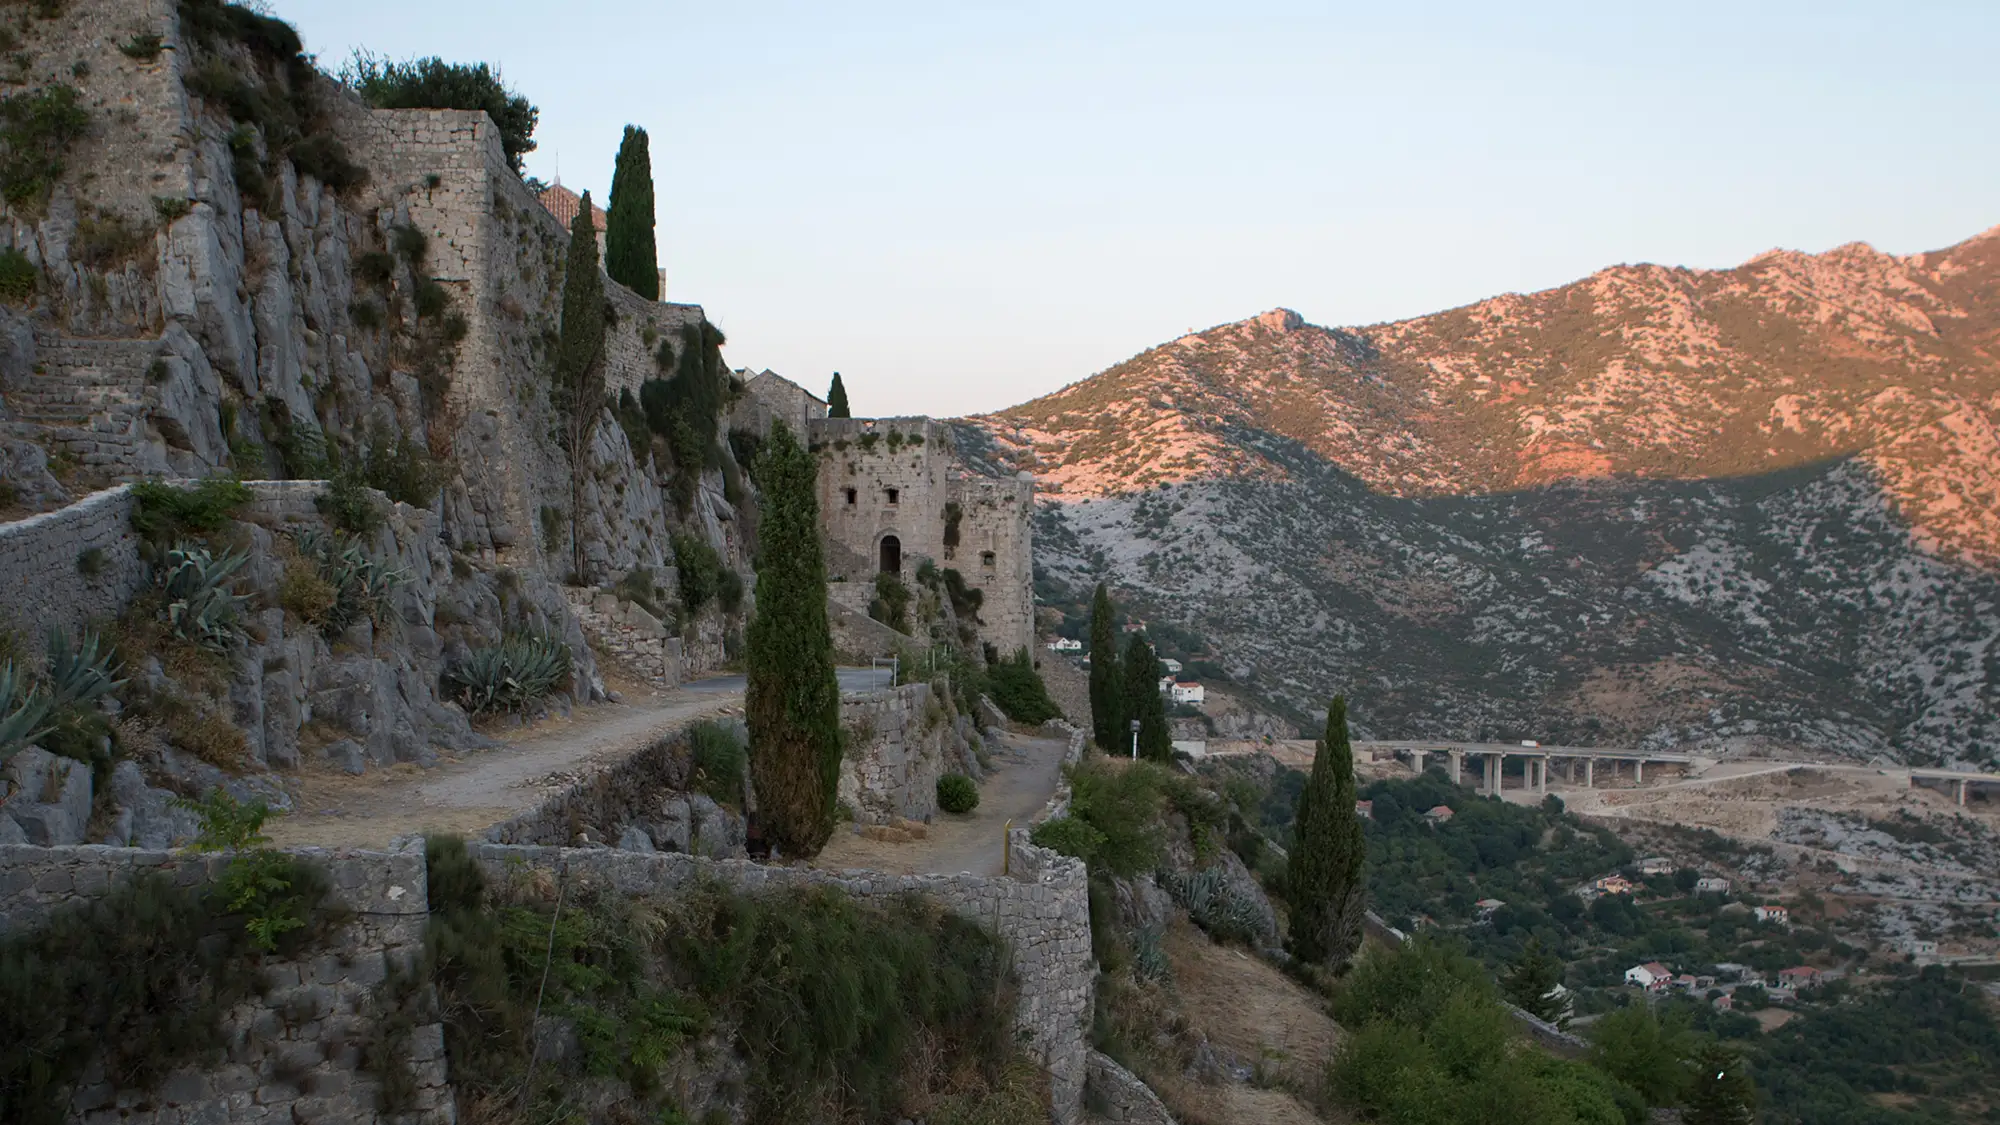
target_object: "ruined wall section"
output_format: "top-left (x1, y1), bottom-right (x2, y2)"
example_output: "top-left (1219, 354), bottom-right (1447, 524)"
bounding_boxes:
top-left (948, 472), bottom-right (1036, 655)
top-left (0, 841), bottom-right (455, 1125)
top-left (466, 842), bottom-right (1092, 1123)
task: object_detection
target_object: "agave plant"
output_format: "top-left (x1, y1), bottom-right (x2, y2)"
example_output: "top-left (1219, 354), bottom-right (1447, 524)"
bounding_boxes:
top-left (44, 625), bottom-right (125, 709)
top-left (1163, 867), bottom-right (1270, 947)
top-left (0, 661), bottom-right (52, 766)
top-left (162, 542), bottom-right (251, 653)
top-left (293, 528), bottom-right (406, 635)
top-left (443, 633), bottom-right (573, 714)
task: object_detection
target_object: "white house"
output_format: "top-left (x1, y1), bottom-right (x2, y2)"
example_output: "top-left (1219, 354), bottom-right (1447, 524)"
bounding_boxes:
top-left (1161, 658), bottom-right (1183, 674)
top-left (1170, 682), bottom-right (1206, 705)
top-left (1695, 877), bottom-right (1731, 894)
top-left (1755, 905), bottom-right (1790, 925)
top-left (1639, 857), bottom-right (1675, 876)
top-left (1624, 962), bottom-right (1672, 990)
top-left (1045, 637), bottom-right (1082, 653)
top-left (1896, 938), bottom-right (1939, 957)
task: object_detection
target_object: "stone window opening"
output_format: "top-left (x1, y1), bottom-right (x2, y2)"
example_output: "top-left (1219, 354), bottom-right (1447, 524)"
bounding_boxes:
top-left (980, 550), bottom-right (996, 569)
top-left (885, 488), bottom-right (900, 505)
top-left (844, 487), bottom-right (857, 506)
top-left (880, 535), bottom-right (902, 574)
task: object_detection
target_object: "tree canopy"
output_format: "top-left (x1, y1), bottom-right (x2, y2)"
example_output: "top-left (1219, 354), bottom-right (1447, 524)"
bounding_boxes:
top-left (1286, 696), bottom-right (1366, 967)
top-left (605, 126), bottom-right (659, 300)
top-left (827, 373), bottom-right (850, 418)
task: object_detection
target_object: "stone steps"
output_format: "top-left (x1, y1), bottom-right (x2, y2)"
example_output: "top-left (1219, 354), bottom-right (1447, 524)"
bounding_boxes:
top-left (2, 332), bottom-right (166, 459)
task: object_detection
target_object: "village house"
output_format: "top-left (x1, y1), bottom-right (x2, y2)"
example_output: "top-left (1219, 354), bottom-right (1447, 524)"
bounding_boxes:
top-left (1161, 658), bottom-right (1183, 674)
top-left (1712, 993), bottom-right (1734, 1011)
top-left (1354, 800), bottom-right (1373, 820)
top-left (1776, 966), bottom-right (1822, 990)
top-left (1045, 637), bottom-right (1082, 653)
top-left (1593, 875), bottom-right (1637, 897)
top-left (1713, 962), bottom-right (1755, 982)
top-left (1695, 876), bottom-right (1731, 894)
top-left (1424, 805), bottom-right (1455, 825)
top-left (1639, 857), bottom-right (1675, 876)
top-left (1475, 898), bottom-right (1506, 919)
top-left (1755, 905), bottom-right (1791, 925)
top-left (1896, 938), bottom-right (1939, 957)
top-left (1170, 682), bottom-right (1206, 706)
top-left (1624, 962), bottom-right (1672, 991)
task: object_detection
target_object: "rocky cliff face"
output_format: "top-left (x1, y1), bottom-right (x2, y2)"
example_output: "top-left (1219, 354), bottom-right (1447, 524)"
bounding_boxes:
top-left (969, 229), bottom-right (2000, 768)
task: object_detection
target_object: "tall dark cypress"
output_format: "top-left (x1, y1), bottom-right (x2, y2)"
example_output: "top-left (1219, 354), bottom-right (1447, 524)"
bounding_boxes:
top-left (1286, 695), bottom-right (1367, 967)
top-left (554, 192), bottom-right (606, 581)
top-left (1087, 583), bottom-right (1121, 751)
top-left (1119, 633), bottom-right (1172, 761)
top-left (604, 125), bottom-right (659, 300)
top-left (826, 372), bottom-right (850, 418)
top-left (745, 419), bottom-right (842, 858)
top-left (1682, 1042), bottom-right (1757, 1125)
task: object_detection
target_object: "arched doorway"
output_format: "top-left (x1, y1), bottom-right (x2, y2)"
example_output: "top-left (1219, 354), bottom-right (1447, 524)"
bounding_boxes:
top-left (879, 534), bottom-right (902, 574)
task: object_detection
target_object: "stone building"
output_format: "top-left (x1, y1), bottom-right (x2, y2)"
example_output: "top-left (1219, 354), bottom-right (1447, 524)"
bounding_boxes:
top-left (743, 375), bottom-right (1035, 657)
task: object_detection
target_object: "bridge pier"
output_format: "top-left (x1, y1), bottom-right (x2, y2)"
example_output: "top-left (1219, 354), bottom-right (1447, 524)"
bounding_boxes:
top-left (1538, 756), bottom-right (1548, 795)
top-left (1586, 758), bottom-right (1594, 788)
top-left (1636, 760), bottom-right (1644, 785)
top-left (1450, 750), bottom-right (1462, 786)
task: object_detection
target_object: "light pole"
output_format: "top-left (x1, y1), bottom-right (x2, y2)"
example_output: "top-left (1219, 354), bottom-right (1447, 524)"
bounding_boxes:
top-left (1129, 718), bottom-right (1141, 760)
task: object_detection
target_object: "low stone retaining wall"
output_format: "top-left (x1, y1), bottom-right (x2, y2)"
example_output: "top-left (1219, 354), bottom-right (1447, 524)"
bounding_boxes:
top-left (839, 682), bottom-right (946, 824)
top-left (1086, 1051), bottom-right (1178, 1124)
top-left (0, 841), bottom-right (454, 1124)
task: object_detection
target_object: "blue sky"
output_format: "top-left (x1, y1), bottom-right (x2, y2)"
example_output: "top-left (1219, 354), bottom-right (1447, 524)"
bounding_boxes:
top-left (279, 0), bottom-right (2000, 418)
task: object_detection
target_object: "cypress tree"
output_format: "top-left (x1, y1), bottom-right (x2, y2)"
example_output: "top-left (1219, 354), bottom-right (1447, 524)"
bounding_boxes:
top-left (1682, 1042), bottom-right (1756, 1125)
top-left (1119, 633), bottom-right (1172, 762)
top-left (744, 419), bottom-right (843, 858)
top-left (553, 191), bottom-right (606, 582)
top-left (826, 372), bottom-right (850, 418)
top-left (604, 125), bottom-right (659, 300)
top-left (1287, 695), bottom-right (1366, 967)
top-left (1502, 937), bottom-right (1569, 1027)
top-left (1087, 584), bottom-right (1121, 751)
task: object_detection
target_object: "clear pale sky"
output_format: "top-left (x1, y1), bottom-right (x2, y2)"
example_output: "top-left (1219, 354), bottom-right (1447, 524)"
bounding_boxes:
top-left (278, 0), bottom-right (2000, 418)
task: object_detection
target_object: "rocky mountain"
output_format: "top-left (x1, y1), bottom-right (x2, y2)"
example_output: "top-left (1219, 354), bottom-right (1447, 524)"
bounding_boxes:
top-left (966, 228), bottom-right (2000, 768)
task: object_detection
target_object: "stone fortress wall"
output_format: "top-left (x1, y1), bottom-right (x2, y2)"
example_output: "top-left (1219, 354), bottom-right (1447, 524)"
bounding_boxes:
top-left (0, 840), bottom-right (455, 1125)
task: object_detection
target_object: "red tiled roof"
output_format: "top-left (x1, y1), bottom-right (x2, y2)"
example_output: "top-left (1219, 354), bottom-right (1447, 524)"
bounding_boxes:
top-left (538, 183), bottom-right (606, 232)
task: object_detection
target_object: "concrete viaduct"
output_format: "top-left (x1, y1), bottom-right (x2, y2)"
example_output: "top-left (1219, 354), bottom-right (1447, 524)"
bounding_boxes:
top-left (1354, 741), bottom-right (1697, 796)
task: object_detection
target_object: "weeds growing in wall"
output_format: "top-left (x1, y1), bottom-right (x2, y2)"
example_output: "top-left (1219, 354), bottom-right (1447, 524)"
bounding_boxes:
top-left (0, 247), bottom-right (36, 301)
top-left (0, 794), bottom-right (340, 1125)
top-left (689, 719), bottom-right (747, 810)
top-left (672, 532), bottom-right (741, 619)
top-left (0, 83), bottom-right (89, 208)
top-left (130, 477), bottom-right (253, 545)
top-left (870, 571), bottom-right (913, 634)
top-left (420, 835), bottom-right (1037, 1125)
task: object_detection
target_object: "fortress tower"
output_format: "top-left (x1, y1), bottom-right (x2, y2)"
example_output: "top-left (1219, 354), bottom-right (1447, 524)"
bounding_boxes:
top-left (740, 375), bottom-right (1034, 657)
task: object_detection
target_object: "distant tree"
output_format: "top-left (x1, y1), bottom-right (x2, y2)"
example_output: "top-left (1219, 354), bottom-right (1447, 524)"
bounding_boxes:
top-left (604, 125), bottom-right (658, 299)
top-left (1588, 1005), bottom-right (1693, 1107)
top-left (1287, 695), bottom-right (1367, 967)
top-left (1682, 1041), bottom-right (1756, 1125)
top-left (745, 420), bottom-right (842, 858)
top-left (827, 372), bottom-right (850, 418)
top-left (553, 191), bottom-right (606, 582)
top-left (1118, 633), bottom-right (1171, 762)
top-left (1502, 937), bottom-right (1570, 1028)
top-left (1087, 584), bottom-right (1121, 751)
top-left (344, 52), bottom-right (538, 173)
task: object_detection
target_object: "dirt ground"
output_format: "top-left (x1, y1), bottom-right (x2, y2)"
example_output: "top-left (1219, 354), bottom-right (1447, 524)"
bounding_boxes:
top-left (812, 731), bottom-right (1069, 876)
top-left (265, 684), bottom-right (743, 849)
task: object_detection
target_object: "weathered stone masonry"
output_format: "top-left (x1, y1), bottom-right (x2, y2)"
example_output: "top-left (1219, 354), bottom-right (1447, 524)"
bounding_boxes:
top-left (0, 840), bottom-right (454, 1125)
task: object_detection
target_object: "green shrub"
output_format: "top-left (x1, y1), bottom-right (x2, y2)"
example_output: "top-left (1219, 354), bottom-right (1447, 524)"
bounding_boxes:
top-left (869, 571), bottom-right (912, 633)
top-left (350, 299), bottom-right (384, 329)
top-left (119, 33), bottom-right (165, 60)
top-left (1028, 815), bottom-right (1105, 863)
top-left (130, 477), bottom-right (253, 542)
top-left (443, 633), bottom-right (571, 714)
top-left (160, 542), bottom-right (250, 654)
top-left (937, 773), bottom-right (979, 814)
top-left (0, 247), bottom-right (36, 301)
top-left (175, 789), bottom-right (334, 952)
top-left (362, 427), bottom-right (445, 507)
top-left (1061, 758), bottom-right (1167, 877)
top-left (413, 277), bottom-right (448, 319)
top-left (986, 648), bottom-right (1060, 724)
top-left (0, 660), bottom-right (51, 766)
top-left (354, 249), bottom-right (396, 286)
top-left (688, 720), bottom-right (746, 809)
top-left (943, 567), bottom-right (984, 622)
top-left (151, 195), bottom-right (191, 222)
top-left (672, 532), bottom-right (726, 617)
top-left (0, 84), bottom-right (90, 207)
top-left (288, 132), bottom-right (366, 193)
top-left (391, 222), bottom-right (428, 264)
top-left (318, 461), bottom-right (382, 536)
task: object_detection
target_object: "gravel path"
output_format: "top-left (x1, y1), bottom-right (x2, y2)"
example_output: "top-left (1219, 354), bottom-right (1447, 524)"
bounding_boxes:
top-left (266, 684), bottom-right (746, 850)
top-left (813, 731), bottom-right (1070, 876)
